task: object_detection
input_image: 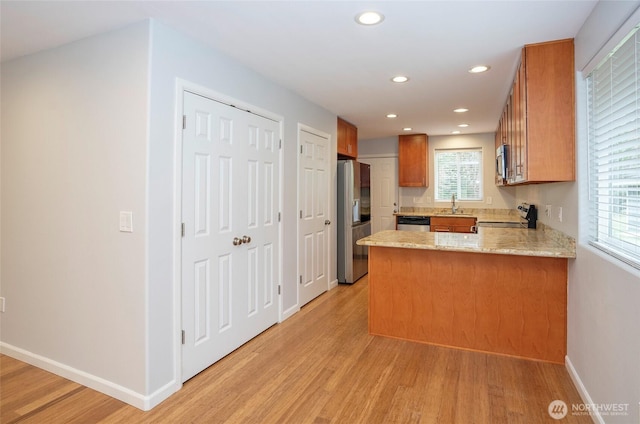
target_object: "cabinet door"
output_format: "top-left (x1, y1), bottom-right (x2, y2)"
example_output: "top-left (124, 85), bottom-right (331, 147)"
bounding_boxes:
top-left (337, 117), bottom-right (357, 159)
top-left (346, 123), bottom-right (357, 157)
top-left (514, 57), bottom-right (527, 182)
top-left (430, 216), bottom-right (477, 233)
top-left (398, 134), bottom-right (428, 187)
top-left (337, 118), bottom-right (348, 156)
top-left (524, 39), bottom-right (574, 182)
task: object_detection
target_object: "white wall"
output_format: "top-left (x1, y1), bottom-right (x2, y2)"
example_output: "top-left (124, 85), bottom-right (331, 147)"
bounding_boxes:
top-left (359, 133), bottom-right (516, 210)
top-left (518, 2), bottom-right (640, 423)
top-left (1, 18), bottom-right (338, 409)
top-left (1, 21), bottom-right (150, 398)
top-left (146, 20), bottom-right (337, 398)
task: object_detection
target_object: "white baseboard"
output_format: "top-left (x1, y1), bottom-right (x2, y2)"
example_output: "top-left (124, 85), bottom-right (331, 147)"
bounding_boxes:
top-left (566, 355), bottom-right (603, 424)
top-left (329, 278), bottom-right (339, 290)
top-left (281, 303), bottom-right (300, 321)
top-left (0, 342), bottom-right (180, 411)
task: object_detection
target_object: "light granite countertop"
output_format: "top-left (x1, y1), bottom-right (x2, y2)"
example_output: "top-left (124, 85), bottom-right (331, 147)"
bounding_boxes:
top-left (395, 208), bottom-right (522, 224)
top-left (356, 225), bottom-right (576, 258)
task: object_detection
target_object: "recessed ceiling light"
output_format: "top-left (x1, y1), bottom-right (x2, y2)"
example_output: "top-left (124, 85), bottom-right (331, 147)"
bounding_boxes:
top-left (391, 76), bottom-right (409, 83)
top-left (453, 108), bottom-right (469, 113)
top-left (403, 127), bottom-right (412, 131)
top-left (356, 11), bottom-right (384, 25)
top-left (386, 113), bottom-right (397, 118)
top-left (451, 130), bottom-right (461, 134)
top-left (469, 65), bottom-right (490, 73)
top-left (458, 123), bottom-right (469, 128)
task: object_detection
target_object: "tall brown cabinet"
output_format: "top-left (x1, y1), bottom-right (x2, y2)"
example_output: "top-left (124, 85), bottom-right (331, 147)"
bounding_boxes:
top-left (495, 38), bottom-right (575, 185)
top-left (398, 134), bottom-right (428, 187)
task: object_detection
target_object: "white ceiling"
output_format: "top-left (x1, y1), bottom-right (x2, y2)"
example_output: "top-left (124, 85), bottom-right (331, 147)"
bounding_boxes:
top-left (0, 1), bottom-right (598, 140)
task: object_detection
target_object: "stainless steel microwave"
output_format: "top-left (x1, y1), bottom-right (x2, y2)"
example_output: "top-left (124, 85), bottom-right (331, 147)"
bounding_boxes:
top-left (496, 144), bottom-right (508, 180)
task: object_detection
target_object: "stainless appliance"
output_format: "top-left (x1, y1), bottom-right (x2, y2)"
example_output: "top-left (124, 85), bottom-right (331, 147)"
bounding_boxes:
top-left (476, 202), bottom-right (537, 229)
top-left (496, 144), bottom-right (508, 181)
top-left (517, 203), bottom-right (537, 228)
top-left (397, 215), bottom-right (430, 231)
top-left (337, 160), bottom-right (371, 284)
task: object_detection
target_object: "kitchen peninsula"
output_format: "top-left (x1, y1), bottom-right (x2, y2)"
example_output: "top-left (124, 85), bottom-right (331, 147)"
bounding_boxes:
top-left (357, 226), bottom-right (575, 364)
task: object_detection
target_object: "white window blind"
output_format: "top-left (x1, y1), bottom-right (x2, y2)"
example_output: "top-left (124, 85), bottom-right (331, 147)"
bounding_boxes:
top-left (434, 149), bottom-right (483, 201)
top-left (587, 26), bottom-right (640, 269)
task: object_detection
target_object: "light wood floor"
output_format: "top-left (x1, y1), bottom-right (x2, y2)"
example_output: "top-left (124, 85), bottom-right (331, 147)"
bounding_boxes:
top-left (1, 276), bottom-right (590, 423)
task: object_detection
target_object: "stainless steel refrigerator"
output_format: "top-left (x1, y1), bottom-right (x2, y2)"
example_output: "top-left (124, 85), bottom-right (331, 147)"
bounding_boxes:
top-left (337, 160), bottom-right (371, 284)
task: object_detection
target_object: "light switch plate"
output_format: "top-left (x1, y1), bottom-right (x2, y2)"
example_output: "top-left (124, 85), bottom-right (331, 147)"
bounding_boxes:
top-left (119, 211), bottom-right (133, 232)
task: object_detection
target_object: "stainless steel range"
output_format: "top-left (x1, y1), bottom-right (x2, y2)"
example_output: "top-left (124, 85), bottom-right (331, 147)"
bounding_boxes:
top-left (517, 203), bottom-right (538, 228)
top-left (477, 203), bottom-right (538, 229)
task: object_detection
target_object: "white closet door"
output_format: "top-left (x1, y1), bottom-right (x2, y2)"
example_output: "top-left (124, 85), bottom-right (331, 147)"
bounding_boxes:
top-left (181, 92), bottom-right (280, 382)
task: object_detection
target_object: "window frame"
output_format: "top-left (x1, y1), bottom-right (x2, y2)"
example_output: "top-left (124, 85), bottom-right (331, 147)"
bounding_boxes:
top-left (433, 148), bottom-right (484, 202)
top-left (585, 24), bottom-right (640, 270)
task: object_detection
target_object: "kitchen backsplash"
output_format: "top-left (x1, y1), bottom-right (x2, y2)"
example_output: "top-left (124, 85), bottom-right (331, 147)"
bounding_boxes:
top-left (399, 207), bottom-right (519, 217)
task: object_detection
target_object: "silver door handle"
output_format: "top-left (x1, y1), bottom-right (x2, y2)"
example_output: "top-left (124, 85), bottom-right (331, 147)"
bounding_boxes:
top-left (233, 237), bottom-right (242, 246)
top-left (325, 220), bottom-right (331, 225)
top-left (242, 235), bottom-right (251, 244)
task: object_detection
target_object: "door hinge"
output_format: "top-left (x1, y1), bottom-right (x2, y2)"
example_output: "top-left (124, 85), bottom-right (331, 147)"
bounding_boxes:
top-left (300, 210), bottom-right (302, 219)
top-left (279, 139), bottom-right (282, 149)
top-left (299, 275), bottom-right (302, 285)
top-left (278, 285), bottom-right (281, 295)
top-left (300, 145), bottom-right (303, 154)
top-left (278, 212), bottom-right (281, 222)
top-left (182, 115), bottom-right (186, 130)
top-left (181, 223), bottom-right (185, 237)
top-left (181, 330), bottom-right (185, 345)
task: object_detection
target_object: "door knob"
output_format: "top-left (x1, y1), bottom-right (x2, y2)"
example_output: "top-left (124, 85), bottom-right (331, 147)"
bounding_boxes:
top-left (324, 220), bottom-right (331, 225)
top-left (233, 237), bottom-right (242, 246)
top-left (242, 235), bottom-right (251, 244)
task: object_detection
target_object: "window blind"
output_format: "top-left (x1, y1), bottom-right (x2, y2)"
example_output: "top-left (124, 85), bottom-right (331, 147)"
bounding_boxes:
top-left (434, 149), bottom-right (482, 201)
top-left (587, 26), bottom-right (640, 269)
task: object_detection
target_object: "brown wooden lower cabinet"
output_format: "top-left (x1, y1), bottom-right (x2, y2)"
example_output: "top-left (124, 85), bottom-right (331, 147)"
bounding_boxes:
top-left (368, 246), bottom-right (567, 363)
top-left (430, 216), bottom-right (477, 233)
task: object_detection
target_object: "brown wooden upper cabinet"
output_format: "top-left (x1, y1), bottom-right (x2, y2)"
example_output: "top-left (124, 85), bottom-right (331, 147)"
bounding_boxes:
top-left (337, 117), bottom-right (358, 158)
top-left (398, 133), bottom-right (428, 187)
top-left (495, 38), bottom-right (575, 185)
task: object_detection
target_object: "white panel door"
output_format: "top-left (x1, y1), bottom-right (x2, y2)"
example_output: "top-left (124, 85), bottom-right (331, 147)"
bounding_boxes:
top-left (369, 157), bottom-right (399, 233)
top-left (181, 92), bottom-right (280, 382)
top-left (298, 128), bottom-right (329, 307)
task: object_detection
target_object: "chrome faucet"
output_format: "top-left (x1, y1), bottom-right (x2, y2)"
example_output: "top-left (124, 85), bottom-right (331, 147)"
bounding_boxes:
top-left (451, 193), bottom-right (458, 214)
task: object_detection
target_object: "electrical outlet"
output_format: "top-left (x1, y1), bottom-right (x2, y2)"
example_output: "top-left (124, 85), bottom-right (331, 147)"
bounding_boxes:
top-left (486, 196), bottom-right (493, 205)
top-left (413, 197), bottom-right (424, 204)
top-left (545, 205), bottom-right (552, 218)
top-left (0, 297), bottom-right (5, 313)
top-left (557, 206), bottom-right (563, 222)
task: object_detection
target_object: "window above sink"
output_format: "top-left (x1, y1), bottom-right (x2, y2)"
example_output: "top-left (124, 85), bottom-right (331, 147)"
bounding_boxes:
top-left (434, 148), bottom-right (483, 202)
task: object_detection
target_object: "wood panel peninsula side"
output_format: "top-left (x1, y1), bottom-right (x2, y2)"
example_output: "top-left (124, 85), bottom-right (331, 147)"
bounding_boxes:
top-left (357, 228), bottom-right (576, 364)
